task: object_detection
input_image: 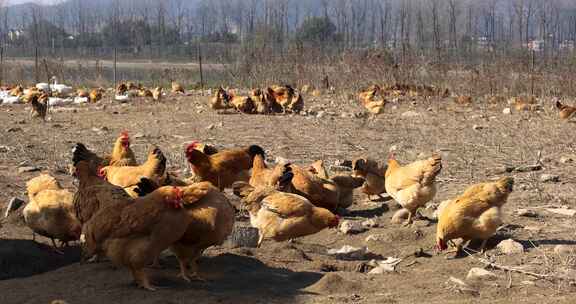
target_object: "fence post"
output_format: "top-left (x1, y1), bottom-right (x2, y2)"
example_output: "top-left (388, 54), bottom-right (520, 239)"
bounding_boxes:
top-left (34, 47), bottom-right (39, 83)
top-left (113, 47), bottom-right (117, 89)
top-left (197, 40), bottom-right (204, 91)
top-left (0, 46), bottom-right (4, 88)
top-left (530, 49), bottom-right (535, 96)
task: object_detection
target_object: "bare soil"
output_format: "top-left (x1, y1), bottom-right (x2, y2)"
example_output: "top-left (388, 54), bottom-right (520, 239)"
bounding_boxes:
top-left (1, 92), bottom-right (576, 304)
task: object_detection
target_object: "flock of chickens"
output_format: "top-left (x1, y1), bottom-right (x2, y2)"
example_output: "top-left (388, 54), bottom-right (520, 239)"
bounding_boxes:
top-left (13, 128), bottom-right (516, 291)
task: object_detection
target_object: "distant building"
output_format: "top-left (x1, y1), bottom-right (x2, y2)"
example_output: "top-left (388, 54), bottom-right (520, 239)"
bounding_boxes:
top-left (8, 29), bottom-right (24, 41)
top-left (560, 40), bottom-right (574, 51)
top-left (527, 40), bottom-right (544, 52)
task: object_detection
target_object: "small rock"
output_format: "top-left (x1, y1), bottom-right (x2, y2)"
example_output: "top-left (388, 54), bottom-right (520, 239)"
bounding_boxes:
top-left (6, 127), bottom-right (22, 132)
top-left (365, 234), bottom-right (381, 242)
top-left (559, 156), bottom-right (573, 164)
top-left (362, 219), bottom-right (379, 228)
top-left (497, 239), bottom-right (525, 255)
top-left (545, 208), bottom-right (576, 217)
top-left (447, 276), bottom-right (479, 296)
top-left (206, 124), bottom-right (215, 130)
top-left (466, 268), bottom-right (498, 281)
top-left (554, 245), bottom-right (576, 256)
top-left (335, 160), bottom-right (352, 167)
top-left (133, 133), bottom-right (145, 139)
top-left (391, 209), bottom-right (409, 224)
top-left (401, 110), bottom-right (421, 118)
top-left (539, 174), bottom-right (559, 183)
top-left (514, 164), bottom-right (542, 173)
top-left (0, 145), bottom-right (9, 153)
top-left (316, 111), bottom-right (326, 119)
top-left (367, 257), bottom-right (402, 274)
top-left (339, 220), bottom-right (367, 234)
top-left (502, 108), bottom-right (512, 115)
top-left (4, 197), bottom-right (25, 218)
top-left (472, 125), bottom-right (484, 130)
top-left (516, 208), bottom-right (539, 217)
top-left (521, 280), bottom-right (536, 286)
top-left (327, 245), bottom-right (368, 260)
top-left (470, 114), bottom-right (485, 119)
top-left (17, 166), bottom-right (40, 174)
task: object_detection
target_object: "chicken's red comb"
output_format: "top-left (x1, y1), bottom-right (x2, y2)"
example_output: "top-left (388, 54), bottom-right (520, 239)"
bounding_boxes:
top-left (388, 152), bottom-right (395, 160)
top-left (97, 166), bottom-right (106, 179)
top-left (186, 141), bottom-right (200, 153)
top-left (120, 131), bottom-right (129, 138)
top-left (169, 187), bottom-right (184, 209)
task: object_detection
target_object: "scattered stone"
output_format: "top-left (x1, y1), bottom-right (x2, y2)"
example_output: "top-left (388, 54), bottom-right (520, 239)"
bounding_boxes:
top-left (206, 124), bottom-right (215, 130)
top-left (316, 111), bottom-right (326, 119)
top-left (91, 126), bottom-right (109, 133)
top-left (6, 127), bottom-right (22, 132)
top-left (362, 219), bottom-right (379, 228)
top-left (367, 258), bottom-right (402, 274)
top-left (0, 145), bottom-right (9, 153)
top-left (472, 125), bottom-right (484, 130)
top-left (17, 166), bottom-right (40, 174)
top-left (335, 159), bottom-right (352, 167)
top-left (327, 245), bottom-right (368, 260)
top-left (545, 208), bottom-right (576, 217)
top-left (554, 245), bottom-right (576, 256)
top-left (401, 110), bottom-right (421, 118)
top-left (516, 208), bottom-right (539, 217)
top-left (339, 220), bottom-right (367, 234)
top-left (391, 209), bottom-right (409, 224)
top-left (559, 156), bottom-right (574, 164)
top-left (447, 276), bottom-right (479, 296)
top-left (365, 234), bottom-right (381, 242)
top-left (521, 280), bottom-right (536, 286)
top-left (514, 164), bottom-right (542, 173)
top-left (502, 108), bottom-right (512, 115)
top-left (466, 268), bottom-right (498, 281)
top-left (486, 165), bottom-right (515, 175)
top-left (497, 239), bottom-right (525, 255)
top-left (539, 174), bottom-right (559, 183)
top-left (133, 133), bottom-right (145, 139)
top-left (4, 197), bottom-right (25, 218)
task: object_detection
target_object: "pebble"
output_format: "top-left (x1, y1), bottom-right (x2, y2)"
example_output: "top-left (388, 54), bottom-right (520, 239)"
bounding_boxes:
top-left (539, 174), bottom-right (559, 183)
top-left (0, 145), bottom-right (9, 153)
top-left (17, 166), bottom-right (40, 174)
top-left (559, 156), bottom-right (573, 164)
top-left (516, 208), bottom-right (539, 217)
top-left (496, 239), bottom-right (525, 255)
top-left (472, 125), bottom-right (484, 130)
top-left (327, 245), bottom-right (368, 260)
top-left (545, 208), bottom-right (576, 217)
top-left (554, 245), bottom-right (576, 256)
top-left (339, 220), bottom-right (367, 234)
top-left (514, 164), bottom-right (542, 173)
top-left (362, 219), bottom-right (379, 228)
top-left (401, 110), bottom-right (421, 118)
top-left (466, 268), bottom-right (498, 281)
top-left (502, 108), bottom-right (512, 115)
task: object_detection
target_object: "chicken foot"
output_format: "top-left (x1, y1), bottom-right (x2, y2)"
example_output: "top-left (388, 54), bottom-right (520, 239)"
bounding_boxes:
top-left (131, 267), bottom-right (157, 291)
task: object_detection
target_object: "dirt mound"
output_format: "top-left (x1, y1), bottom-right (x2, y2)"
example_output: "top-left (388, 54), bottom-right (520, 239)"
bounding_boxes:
top-left (0, 239), bottom-right (80, 280)
top-left (305, 273), bottom-right (362, 294)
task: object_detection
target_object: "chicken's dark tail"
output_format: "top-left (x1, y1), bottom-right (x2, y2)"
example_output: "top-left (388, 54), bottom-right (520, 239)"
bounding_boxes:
top-left (134, 178), bottom-right (159, 197)
top-left (72, 143), bottom-right (102, 166)
top-left (248, 145), bottom-right (265, 158)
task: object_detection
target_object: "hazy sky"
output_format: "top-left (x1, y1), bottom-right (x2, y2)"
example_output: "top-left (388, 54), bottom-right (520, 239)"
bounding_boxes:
top-left (7, 0), bottom-right (62, 5)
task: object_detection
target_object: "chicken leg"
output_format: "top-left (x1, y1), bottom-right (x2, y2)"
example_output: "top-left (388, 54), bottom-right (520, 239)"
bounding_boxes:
top-left (131, 267), bottom-right (156, 291)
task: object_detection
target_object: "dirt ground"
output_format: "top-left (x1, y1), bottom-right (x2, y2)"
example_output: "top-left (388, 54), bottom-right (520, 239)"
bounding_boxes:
top-left (1, 92), bottom-right (576, 304)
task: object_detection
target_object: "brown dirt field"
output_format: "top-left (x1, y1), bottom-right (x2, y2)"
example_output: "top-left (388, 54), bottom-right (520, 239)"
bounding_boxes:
top-left (1, 92), bottom-right (576, 304)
